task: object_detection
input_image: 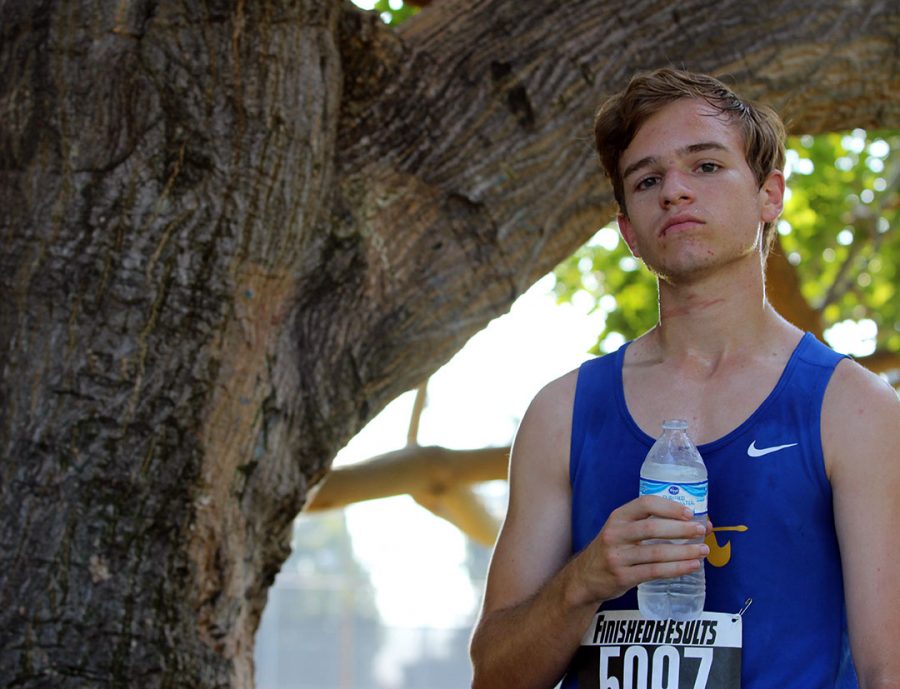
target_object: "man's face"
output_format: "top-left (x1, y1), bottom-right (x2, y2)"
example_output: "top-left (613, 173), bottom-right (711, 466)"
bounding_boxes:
top-left (616, 98), bottom-right (783, 283)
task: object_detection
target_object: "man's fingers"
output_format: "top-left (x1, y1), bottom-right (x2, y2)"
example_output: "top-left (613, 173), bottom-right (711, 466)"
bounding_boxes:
top-left (627, 558), bottom-right (705, 583)
top-left (630, 517), bottom-right (708, 542)
top-left (624, 542), bottom-right (710, 567)
top-left (615, 495), bottom-right (696, 522)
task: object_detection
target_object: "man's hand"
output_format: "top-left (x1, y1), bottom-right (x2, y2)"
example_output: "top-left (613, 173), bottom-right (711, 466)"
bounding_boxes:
top-left (567, 495), bottom-right (711, 608)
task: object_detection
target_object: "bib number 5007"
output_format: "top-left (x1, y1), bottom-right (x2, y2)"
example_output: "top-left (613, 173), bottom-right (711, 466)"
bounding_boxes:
top-left (599, 645), bottom-right (713, 689)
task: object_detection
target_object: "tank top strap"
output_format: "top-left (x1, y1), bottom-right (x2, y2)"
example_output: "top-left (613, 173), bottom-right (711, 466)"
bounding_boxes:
top-left (778, 332), bottom-right (849, 424)
top-left (794, 331), bottom-right (849, 370)
top-left (570, 349), bottom-right (626, 484)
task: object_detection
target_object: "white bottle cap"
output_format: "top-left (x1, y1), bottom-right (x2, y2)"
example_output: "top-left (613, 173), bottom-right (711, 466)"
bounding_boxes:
top-left (661, 419), bottom-right (689, 431)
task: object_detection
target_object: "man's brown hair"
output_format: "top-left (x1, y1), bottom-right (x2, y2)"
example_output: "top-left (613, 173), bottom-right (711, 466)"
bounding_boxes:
top-left (593, 68), bottom-right (786, 253)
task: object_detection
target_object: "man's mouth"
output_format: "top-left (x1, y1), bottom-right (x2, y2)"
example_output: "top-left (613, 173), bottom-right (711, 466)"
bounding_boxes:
top-left (660, 215), bottom-right (703, 237)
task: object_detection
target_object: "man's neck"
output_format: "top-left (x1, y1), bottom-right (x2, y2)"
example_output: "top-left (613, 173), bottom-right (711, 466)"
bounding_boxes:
top-left (647, 255), bottom-right (792, 372)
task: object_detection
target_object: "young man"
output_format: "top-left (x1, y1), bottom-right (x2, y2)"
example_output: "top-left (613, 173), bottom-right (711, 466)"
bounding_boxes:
top-left (469, 69), bottom-right (900, 689)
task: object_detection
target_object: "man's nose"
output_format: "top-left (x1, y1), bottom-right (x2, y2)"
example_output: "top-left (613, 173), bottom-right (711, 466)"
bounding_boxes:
top-left (661, 171), bottom-right (694, 206)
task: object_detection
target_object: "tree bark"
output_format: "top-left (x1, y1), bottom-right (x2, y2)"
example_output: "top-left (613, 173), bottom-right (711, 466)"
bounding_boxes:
top-left (1, 0), bottom-right (897, 686)
top-left (1, 1), bottom-right (343, 686)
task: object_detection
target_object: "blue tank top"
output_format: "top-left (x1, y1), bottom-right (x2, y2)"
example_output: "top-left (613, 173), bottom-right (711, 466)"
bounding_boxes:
top-left (563, 332), bottom-right (857, 688)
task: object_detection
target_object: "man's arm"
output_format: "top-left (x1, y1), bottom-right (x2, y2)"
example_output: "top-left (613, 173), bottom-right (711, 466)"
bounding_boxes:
top-left (824, 360), bottom-right (900, 689)
top-left (469, 371), bottom-right (710, 689)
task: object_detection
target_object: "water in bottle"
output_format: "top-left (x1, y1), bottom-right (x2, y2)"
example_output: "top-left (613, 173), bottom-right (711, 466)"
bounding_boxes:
top-left (637, 419), bottom-right (708, 620)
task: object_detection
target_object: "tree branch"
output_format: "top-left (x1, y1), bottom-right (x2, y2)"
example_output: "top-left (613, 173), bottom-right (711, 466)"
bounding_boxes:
top-left (305, 445), bottom-right (509, 511)
top-left (407, 380), bottom-right (429, 446)
top-left (413, 485), bottom-right (501, 547)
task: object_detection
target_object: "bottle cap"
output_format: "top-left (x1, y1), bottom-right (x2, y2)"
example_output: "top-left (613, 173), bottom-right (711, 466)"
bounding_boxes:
top-left (661, 419), bottom-right (689, 431)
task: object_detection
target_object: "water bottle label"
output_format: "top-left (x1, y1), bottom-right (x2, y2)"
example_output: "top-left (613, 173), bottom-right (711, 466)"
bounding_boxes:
top-left (640, 478), bottom-right (708, 516)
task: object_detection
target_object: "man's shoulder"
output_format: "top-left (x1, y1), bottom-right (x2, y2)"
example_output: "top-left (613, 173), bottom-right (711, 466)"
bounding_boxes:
top-left (822, 357), bottom-right (900, 469)
top-left (527, 366), bottom-right (581, 421)
top-left (828, 356), bottom-right (897, 404)
top-left (509, 368), bottom-right (582, 483)
top-left (530, 348), bottom-right (624, 414)
top-left (826, 356), bottom-right (898, 408)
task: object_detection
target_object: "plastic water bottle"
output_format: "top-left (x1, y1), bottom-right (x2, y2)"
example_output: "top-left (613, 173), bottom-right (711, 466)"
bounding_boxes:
top-left (637, 419), bottom-right (708, 620)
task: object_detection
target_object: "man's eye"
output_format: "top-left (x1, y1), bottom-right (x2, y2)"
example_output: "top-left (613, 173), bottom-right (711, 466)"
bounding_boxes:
top-left (635, 176), bottom-right (659, 191)
top-left (698, 162), bottom-right (720, 173)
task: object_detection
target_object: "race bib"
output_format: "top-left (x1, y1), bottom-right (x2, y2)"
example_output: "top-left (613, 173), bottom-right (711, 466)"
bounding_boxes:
top-left (570, 611), bottom-right (741, 689)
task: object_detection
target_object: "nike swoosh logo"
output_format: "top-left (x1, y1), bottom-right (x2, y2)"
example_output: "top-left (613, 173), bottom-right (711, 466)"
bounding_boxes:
top-left (747, 441), bottom-right (798, 457)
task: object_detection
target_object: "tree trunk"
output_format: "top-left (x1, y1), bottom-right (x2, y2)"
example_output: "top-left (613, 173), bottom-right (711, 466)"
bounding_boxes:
top-left (1, 1), bottom-right (343, 686)
top-left (1, 0), bottom-right (897, 686)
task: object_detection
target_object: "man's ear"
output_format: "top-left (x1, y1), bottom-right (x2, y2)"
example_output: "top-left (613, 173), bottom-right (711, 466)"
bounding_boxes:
top-left (760, 169), bottom-right (785, 224)
top-left (617, 213), bottom-right (641, 258)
